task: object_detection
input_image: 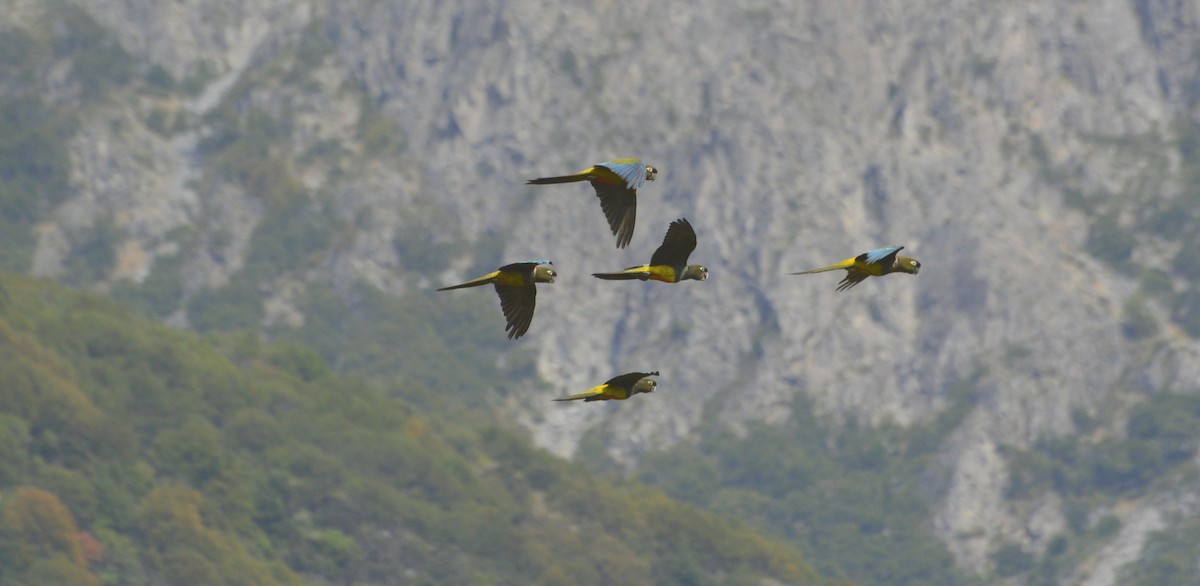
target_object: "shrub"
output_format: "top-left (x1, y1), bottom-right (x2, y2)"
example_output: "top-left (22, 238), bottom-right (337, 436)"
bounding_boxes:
top-left (992, 542), bottom-right (1033, 577)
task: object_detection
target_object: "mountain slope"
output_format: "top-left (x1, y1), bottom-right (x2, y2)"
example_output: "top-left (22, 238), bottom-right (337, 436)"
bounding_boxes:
top-left (0, 272), bottom-right (819, 585)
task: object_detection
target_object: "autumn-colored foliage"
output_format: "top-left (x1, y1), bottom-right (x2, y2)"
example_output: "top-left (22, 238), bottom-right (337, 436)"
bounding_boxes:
top-left (76, 531), bottom-right (103, 564)
top-left (0, 273), bottom-right (824, 585)
top-left (2, 487), bottom-right (86, 567)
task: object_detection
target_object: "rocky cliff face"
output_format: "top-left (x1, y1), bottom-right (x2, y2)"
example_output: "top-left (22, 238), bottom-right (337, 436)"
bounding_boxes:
top-left (13, 0), bottom-right (1200, 581)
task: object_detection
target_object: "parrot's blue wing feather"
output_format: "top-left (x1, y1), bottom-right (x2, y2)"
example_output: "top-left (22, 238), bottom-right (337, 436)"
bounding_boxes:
top-left (598, 160), bottom-right (647, 189)
top-left (864, 246), bottom-right (903, 265)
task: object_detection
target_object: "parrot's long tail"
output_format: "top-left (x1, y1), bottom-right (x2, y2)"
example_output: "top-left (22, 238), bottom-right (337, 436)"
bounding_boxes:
top-left (554, 384), bottom-right (609, 403)
top-left (526, 172), bottom-right (589, 185)
top-left (553, 388), bottom-right (603, 401)
top-left (437, 271), bottom-right (499, 291)
top-left (592, 268), bottom-right (650, 280)
top-left (790, 259), bottom-right (855, 275)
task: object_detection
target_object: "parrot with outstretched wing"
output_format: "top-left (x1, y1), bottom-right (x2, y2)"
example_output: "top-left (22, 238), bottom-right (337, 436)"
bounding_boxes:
top-left (553, 371), bottom-right (660, 402)
top-left (527, 158), bottom-right (657, 248)
top-left (592, 218), bottom-right (708, 283)
top-left (791, 246), bottom-right (920, 291)
top-left (438, 260), bottom-right (557, 339)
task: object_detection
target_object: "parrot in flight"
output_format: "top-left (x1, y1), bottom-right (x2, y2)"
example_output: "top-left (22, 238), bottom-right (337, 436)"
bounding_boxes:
top-left (526, 158), bottom-right (657, 248)
top-left (592, 218), bottom-right (708, 283)
top-left (437, 260), bottom-right (557, 339)
top-left (791, 245), bottom-right (920, 291)
top-left (553, 371), bottom-right (660, 402)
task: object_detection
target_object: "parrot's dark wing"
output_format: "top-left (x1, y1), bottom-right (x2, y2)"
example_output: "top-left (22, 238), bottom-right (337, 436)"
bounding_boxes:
top-left (649, 219), bottom-right (697, 268)
top-left (592, 183), bottom-right (638, 249)
top-left (499, 260), bottom-right (548, 276)
top-left (603, 371), bottom-right (659, 390)
top-left (835, 269), bottom-right (872, 292)
top-left (494, 283), bottom-right (537, 339)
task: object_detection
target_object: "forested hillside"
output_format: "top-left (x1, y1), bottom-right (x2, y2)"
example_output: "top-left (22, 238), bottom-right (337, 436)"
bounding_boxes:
top-left (0, 273), bottom-right (818, 585)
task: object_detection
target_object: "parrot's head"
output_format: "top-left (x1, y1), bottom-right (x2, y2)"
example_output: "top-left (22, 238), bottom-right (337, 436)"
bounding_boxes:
top-left (897, 257), bottom-right (920, 275)
top-left (533, 264), bottom-right (558, 283)
top-left (633, 377), bottom-right (657, 395)
top-left (682, 265), bottom-right (708, 281)
top-left (645, 165), bottom-right (658, 181)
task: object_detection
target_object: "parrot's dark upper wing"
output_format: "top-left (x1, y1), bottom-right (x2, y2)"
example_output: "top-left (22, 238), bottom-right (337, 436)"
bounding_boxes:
top-left (649, 219), bottom-right (697, 268)
top-left (835, 269), bottom-right (872, 292)
top-left (498, 260), bottom-right (549, 278)
top-left (494, 283), bottom-right (537, 339)
top-left (592, 183), bottom-right (638, 249)
top-left (603, 371), bottom-right (660, 391)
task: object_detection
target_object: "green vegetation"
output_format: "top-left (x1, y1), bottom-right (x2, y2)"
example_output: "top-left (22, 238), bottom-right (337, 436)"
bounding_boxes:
top-left (1121, 294), bottom-right (1159, 340)
top-left (635, 392), bottom-right (978, 586)
top-left (201, 106), bottom-right (304, 210)
top-left (1171, 288), bottom-right (1200, 337)
top-left (1007, 392), bottom-right (1200, 500)
top-left (52, 5), bottom-right (134, 102)
top-left (290, 21), bottom-right (335, 83)
top-left (110, 252), bottom-right (187, 320)
top-left (243, 196), bottom-right (338, 282)
top-left (279, 281), bottom-right (525, 401)
top-left (61, 217), bottom-right (120, 287)
top-left (357, 94), bottom-right (407, 156)
top-left (991, 542), bottom-right (1033, 577)
top-left (0, 273), bottom-right (819, 585)
top-left (1085, 212), bottom-right (1135, 270)
top-left (186, 276), bottom-right (265, 333)
top-left (1026, 118), bottom-right (1200, 338)
top-left (1001, 390), bottom-right (1200, 583)
top-left (1120, 517), bottom-right (1200, 585)
top-left (0, 95), bottom-right (73, 272)
top-left (1024, 534), bottom-right (1071, 586)
top-left (0, 4), bottom-right (146, 274)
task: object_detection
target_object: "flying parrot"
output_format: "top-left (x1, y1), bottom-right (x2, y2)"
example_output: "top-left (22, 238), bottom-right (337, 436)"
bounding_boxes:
top-left (437, 260), bottom-right (557, 339)
top-left (526, 158), bottom-right (657, 248)
top-left (790, 245), bottom-right (920, 291)
top-left (553, 371), bottom-right (660, 402)
top-left (592, 218), bottom-right (708, 283)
